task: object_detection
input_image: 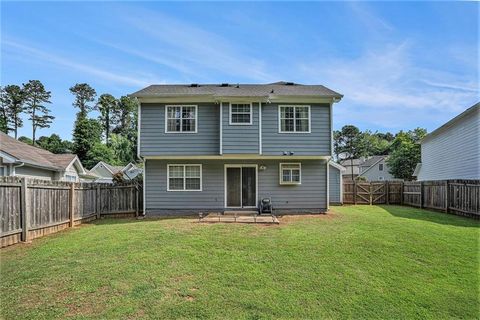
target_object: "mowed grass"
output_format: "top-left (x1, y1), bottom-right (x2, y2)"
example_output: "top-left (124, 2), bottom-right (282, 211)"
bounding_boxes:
top-left (0, 206), bottom-right (479, 319)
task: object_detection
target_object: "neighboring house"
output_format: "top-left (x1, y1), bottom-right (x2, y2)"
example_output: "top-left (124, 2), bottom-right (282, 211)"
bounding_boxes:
top-left (329, 161), bottom-right (346, 205)
top-left (414, 103), bottom-right (480, 181)
top-left (339, 158), bottom-right (364, 181)
top-left (132, 81), bottom-right (343, 215)
top-left (89, 161), bottom-right (142, 183)
top-left (0, 132), bottom-right (92, 182)
top-left (358, 155), bottom-right (397, 181)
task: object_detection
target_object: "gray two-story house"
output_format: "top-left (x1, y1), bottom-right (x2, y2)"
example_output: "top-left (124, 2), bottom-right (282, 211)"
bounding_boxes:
top-left (132, 82), bottom-right (342, 215)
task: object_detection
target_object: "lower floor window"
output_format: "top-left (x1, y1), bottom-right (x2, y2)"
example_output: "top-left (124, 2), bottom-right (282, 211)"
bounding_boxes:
top-left (168, 164), bottom-right (202, 191)
top-left (65, 174), bottom-right (77, 182)
top-left (280, 163), bottom-right (301, 185)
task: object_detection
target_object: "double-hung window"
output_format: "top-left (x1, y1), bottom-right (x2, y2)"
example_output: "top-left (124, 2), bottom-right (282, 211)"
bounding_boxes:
top-left (279, 105), bottom-right (310, 133)
top-left (166, 105), bottom-right (197, 133)
top-left (167, 164), bottom-right (202, 191)
top-left (230, 103), bottom-right (252, 125)
top-left (279, 163), bottom-right (301, 185)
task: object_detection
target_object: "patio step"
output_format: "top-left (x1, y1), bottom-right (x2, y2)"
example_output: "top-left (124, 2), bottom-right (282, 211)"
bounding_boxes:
top-left (223, 210), bottom-right (258, 216)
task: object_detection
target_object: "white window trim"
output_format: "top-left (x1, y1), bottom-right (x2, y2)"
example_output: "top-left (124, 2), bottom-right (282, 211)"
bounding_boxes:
top-left (379, 163), bottom-right (384, 171)
top-left (279, 163), bottom-right (302, 185)
top-left (167, 164), bottom-right (202, 191)
top-left (229, 102), bottom-right (253, 125)
top-left (165, 105), bottom-right (198, 134)
top-left (278, 105), bottom-right (311, 134)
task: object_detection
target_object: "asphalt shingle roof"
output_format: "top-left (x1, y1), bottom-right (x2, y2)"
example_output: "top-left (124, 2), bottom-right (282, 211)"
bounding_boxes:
top-left (0, 132), bottom-right (77, 170)
top-left (131, 81), bottom-right (343, 99)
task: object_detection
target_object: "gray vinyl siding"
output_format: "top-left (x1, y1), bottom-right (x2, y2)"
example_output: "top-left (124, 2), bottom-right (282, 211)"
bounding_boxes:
top-left (140, 103), bottom-right (219, 156)
top-left (359, 160), bottom-right (397, 181)
top-left (262, 103), bottom-right (331, 156)
top-left (145, 159), bottom-right (327, 215)
top-left (329, 165), bottom-right (341, 204)
top-left (417, 109), bottom-right (480, 180)
top-left (222, 102), bottom-right (259, 154)
top-left (15, 165), bottom-right (55, 180)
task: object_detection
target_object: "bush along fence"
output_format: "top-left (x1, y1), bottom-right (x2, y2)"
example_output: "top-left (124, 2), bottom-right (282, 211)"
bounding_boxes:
top-left (0, 176), bottom-right (143, 248)
top-left (343, 180), bottom-right (480, 219)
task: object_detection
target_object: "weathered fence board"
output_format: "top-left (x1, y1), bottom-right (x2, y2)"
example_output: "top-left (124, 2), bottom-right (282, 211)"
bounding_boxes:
top-left (0, 177), bottom-right (143, 248)
top-left (343, 180), bottom-right (479, 219)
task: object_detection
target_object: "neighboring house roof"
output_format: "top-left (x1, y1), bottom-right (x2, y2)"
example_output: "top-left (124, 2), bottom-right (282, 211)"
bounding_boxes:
top-left (0, 132), bottom-right (85, 174)
top-left (329, 161), bottom-right (346, 172)
top-left (339, 158), bottom-right (364, 166)
top-left (421, 102), bottom-right (479, 143)
top-left (131, 81), bottom-right (343, 99)
top-left (359, 155), bottom-right (388, 176)
top-left (359, 155), bottom-right (386, 168)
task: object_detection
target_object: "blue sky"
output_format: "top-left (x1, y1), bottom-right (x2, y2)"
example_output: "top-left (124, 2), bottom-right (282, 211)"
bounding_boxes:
top-left (1, 1), bottom-right (478, 140)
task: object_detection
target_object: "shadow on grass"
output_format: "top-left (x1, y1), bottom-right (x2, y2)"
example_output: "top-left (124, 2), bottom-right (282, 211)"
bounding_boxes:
top-left (90, 215), bottom-right (198, 226)
top-left (379, 205), bottom-right (480, 228)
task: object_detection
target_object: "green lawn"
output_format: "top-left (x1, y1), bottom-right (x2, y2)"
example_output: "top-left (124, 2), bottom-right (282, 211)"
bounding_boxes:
top-left (1, 205), bottom-right (479, 319)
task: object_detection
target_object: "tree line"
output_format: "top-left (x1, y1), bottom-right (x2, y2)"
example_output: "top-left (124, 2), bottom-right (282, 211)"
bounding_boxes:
top-left (334, 125), bottom-right (427, 180)
top-left (0, 81), bottom-right (138, 169)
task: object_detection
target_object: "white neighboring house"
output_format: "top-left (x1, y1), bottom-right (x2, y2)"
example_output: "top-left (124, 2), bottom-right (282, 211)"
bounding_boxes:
top-left (0, 132), bottom-right (93, 182)
top-left (414, 103), bottom-right (480, 181)
top-left (358, 155), bottom-right (399, 181)
top-left (89, 161), bottom-right (142, 183)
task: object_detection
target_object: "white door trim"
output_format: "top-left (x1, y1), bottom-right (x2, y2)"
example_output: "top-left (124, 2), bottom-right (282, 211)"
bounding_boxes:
top-left (224, 164), bottom-right (258, 209)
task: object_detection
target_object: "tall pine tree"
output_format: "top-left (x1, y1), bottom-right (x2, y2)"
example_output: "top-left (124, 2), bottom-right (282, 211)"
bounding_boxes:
top-left (0, 85), bottom-right (25, 137)
top-left (23, 80), bottom-right (54, 145)
top-left (69, 83), bottom-right (96, 117)
top-left (96, 93), bottom-right (117, 145)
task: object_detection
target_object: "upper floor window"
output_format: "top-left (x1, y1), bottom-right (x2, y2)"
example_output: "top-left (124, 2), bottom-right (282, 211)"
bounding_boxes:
top-left (166, 105), bottom-right (197, 133)
top-left (379, 163), bottom-right (384, 171)
top-left (230, 103), bottom-right (252, 125)
top-left (279, 163), bottom-right (301, 185)
top-left (167, 164), bottom-right (202, 191)
top-left (279, 105), bottom-right (310, 133)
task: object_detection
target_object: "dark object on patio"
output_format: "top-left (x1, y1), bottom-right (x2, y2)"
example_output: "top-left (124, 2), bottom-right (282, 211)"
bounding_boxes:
top-left (259, 198), bottom-right (272, 214)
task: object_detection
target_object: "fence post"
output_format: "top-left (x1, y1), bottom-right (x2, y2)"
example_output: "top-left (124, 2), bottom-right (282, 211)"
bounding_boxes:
top-left (353, 180), bottom-right (357, 205)
top-left (96, 185), bottom-right (101, 219)
top-left (386, 181), bottom-right (390, 205)
top-left (400, 182), bottom-right (404, 205)
top-left (420, 181), bottom-right (424, 208)
top-left (69, 183), bottom-right (75, 227)
top-left (20, 177), bottom-right (30, 242)
top-left (444, 180), bottom-right (449, 213)
top-left (135, 185), bottom-right (139, 218)
top-left (369, 183), bottom-right (373, 205)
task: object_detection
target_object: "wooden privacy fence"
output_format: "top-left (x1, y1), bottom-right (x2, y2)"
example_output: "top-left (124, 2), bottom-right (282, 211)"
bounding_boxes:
top-left (0, 177), bottom-right (143, 248)
top-left (343, 180), bottom-right (480, 219)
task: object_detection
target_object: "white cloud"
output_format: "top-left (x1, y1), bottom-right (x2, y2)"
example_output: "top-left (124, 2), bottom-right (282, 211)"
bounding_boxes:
top-left (118, 7), bottom-right (276, 82)
top-left (3, 39), bottom-right (156, 87)
top-left (296, 42), bottom-right (479, 131)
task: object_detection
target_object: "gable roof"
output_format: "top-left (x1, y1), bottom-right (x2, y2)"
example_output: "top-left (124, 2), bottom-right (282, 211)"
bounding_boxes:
top-left (329, 161), bottom-right (346, 172)
top-left (359, 155), bottom-right (386, 168)
top-left (359, 156), bottom-right (388, 176)
top-left (0, 132), bottom-right (82, 172)
top-left (131, 82), bottom-right (343, 100)
top-left (421, 102), bottom-right (479, 143)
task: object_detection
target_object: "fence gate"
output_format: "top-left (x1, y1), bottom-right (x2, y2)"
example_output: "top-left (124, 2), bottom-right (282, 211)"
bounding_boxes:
top-left (371, 182), bottom-right (386, 204)
top-left (355, 182), bottom-right (371, 204)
